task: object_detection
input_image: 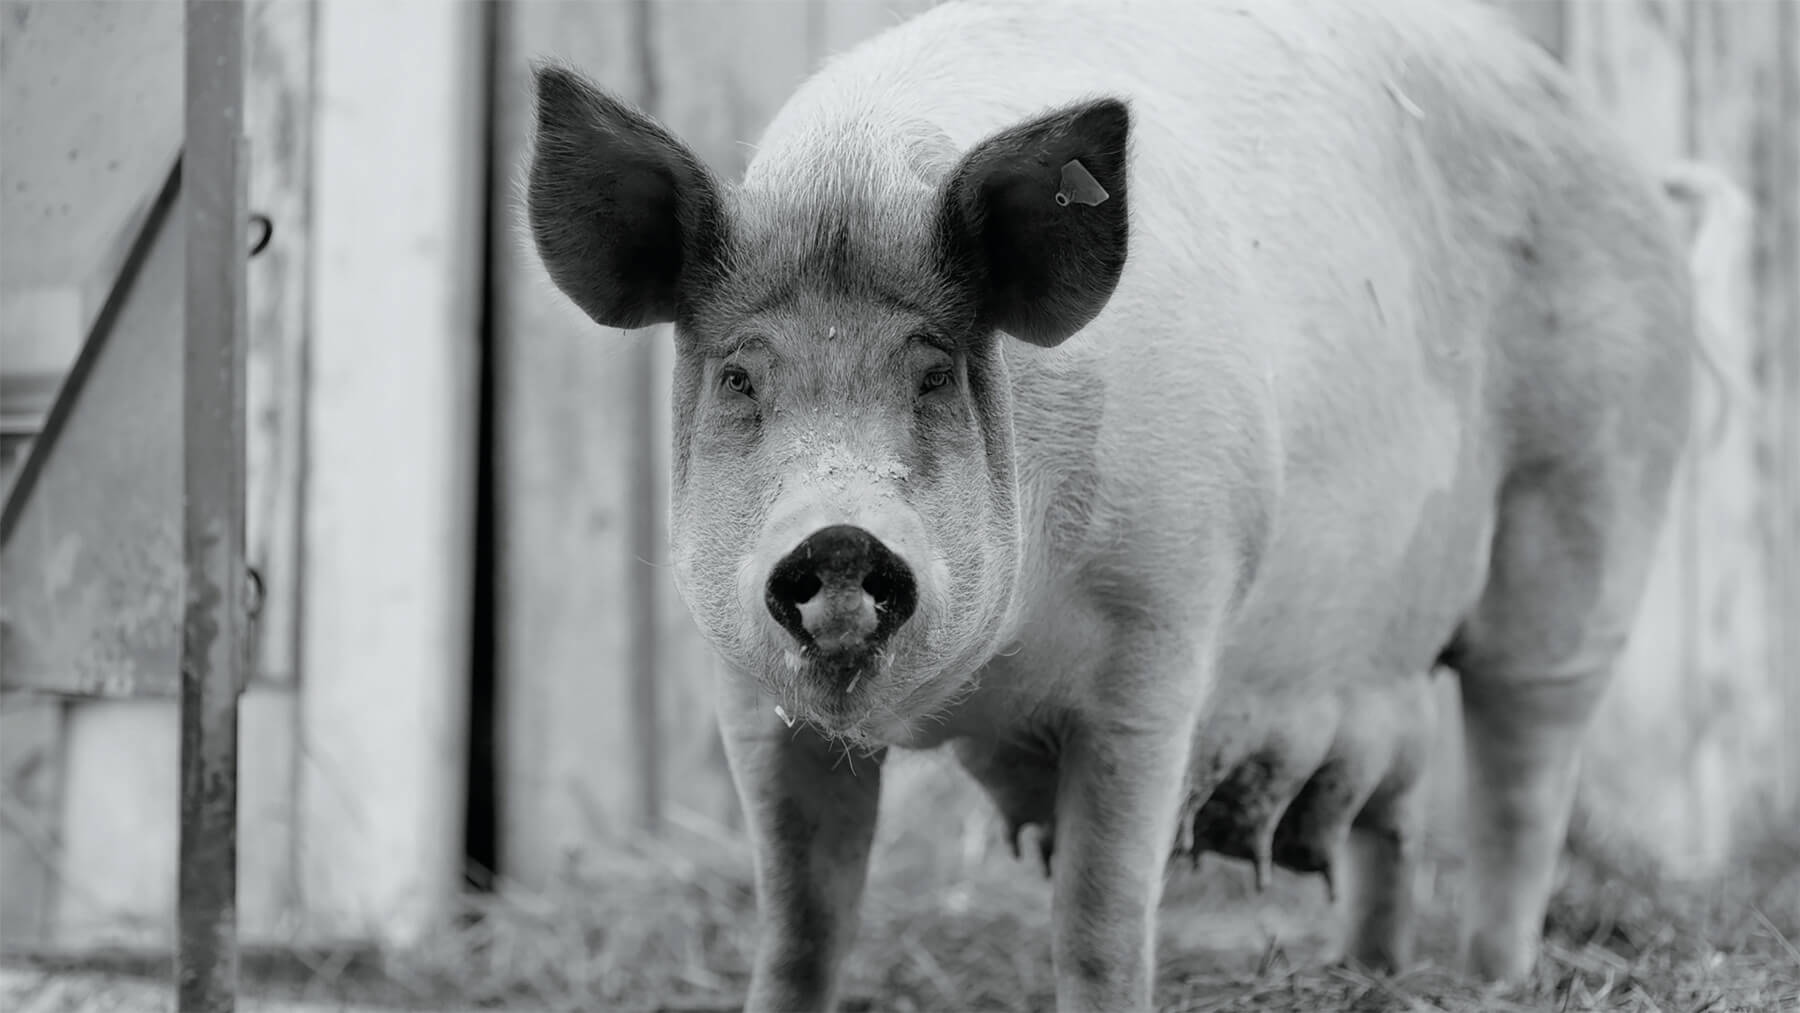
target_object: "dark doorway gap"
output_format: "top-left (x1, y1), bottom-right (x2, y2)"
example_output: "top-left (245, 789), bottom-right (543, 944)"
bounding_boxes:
top-left (464, 0), bottom-right (503, 894)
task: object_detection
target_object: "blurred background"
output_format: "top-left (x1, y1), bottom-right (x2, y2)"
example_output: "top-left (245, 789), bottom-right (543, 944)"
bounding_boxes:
top-left (0, 1), bottom-right (1795, 1010)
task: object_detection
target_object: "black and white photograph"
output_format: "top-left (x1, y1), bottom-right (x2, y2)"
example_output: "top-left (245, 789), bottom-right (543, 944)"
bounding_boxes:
top-left (0, 1), bottom-right (1796, 1010)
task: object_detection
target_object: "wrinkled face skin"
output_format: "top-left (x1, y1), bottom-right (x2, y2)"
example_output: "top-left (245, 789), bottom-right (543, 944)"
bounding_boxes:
top-left (667, 205), bottom-right (1024, 745)
top-left (525, 63), bottom-right (1129, 746)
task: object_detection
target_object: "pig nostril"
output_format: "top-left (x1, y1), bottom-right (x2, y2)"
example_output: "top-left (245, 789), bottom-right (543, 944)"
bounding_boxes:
top-left (863, 573), bottom-right (889, 607)
top-left (863, 572), bottom-right (897, 611)
top-left (774, 571), bottom-right (822, 606)
top-left (863, 562), bottom-right (917, 628)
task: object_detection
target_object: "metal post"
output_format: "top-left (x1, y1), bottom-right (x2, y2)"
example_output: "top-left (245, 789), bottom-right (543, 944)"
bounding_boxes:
top-left (179, 1), bottom-right (247, 1010)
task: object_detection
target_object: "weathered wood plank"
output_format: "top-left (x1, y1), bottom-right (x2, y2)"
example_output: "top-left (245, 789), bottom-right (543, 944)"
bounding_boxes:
top-left (244, 0), bottom-right (316, 688)
top-left (298, 0), bottom-right (484, 945)
top-left (0, 1), bottom-right (182, 296)
top-left (491, 0), bottom-right (644, 887)
top-left (1681, 0), bottom-right (1786, 854)
top-left (0, 166), bottom-right (185, 699)
top-left (0, 699), bottom-right (65, 948)
top-left (35, 691), bottom-right (295, 950)
top-left (1755, 0), bottom-right (1800, 829)
top-left (0, 288), bottom-right (80, 943)
top-left (1779, 0), bottom-right (1800, 831)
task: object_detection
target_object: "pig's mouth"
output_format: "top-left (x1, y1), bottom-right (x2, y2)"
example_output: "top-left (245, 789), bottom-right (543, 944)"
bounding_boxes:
top-left (784, 643), bottom-right (890, 715)
top-left (766, 639), bottom-right (987, 752)
top-left (766, 640), bottom-right (954, 746)
top-left (804, 642), bottom-right (882, 682)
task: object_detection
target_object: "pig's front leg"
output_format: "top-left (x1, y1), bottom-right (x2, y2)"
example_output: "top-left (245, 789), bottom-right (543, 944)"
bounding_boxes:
top-left (1050, 648), bottom-right (1204, 1013)
top-left (719, 689), bottom-right (884, 1013)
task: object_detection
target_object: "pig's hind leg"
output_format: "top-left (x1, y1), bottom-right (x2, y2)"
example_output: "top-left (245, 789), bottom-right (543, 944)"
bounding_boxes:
top-left (1449, 454), bottom-right (1678, 983)
top-left (1333, 670), bottom-right (1436, 974)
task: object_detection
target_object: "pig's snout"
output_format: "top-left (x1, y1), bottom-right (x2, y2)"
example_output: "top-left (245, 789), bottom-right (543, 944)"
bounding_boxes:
top-left (764, 525), bottom-right (918, 660)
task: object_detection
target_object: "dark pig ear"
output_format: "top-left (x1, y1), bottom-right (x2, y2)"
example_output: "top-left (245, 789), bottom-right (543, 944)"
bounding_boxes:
top-left (938, 98), bottom-right (1130, 348)
top-left (527, 62), bottom-right (727, 329)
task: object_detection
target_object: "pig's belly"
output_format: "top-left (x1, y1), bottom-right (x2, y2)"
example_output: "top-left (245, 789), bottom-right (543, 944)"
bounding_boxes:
top-left (1217, 413), bottom-right (1500, 696)
top-left (953, 664), bottom-right (1443, 883)
top-left (952, 457), bottom-right (1493, 879)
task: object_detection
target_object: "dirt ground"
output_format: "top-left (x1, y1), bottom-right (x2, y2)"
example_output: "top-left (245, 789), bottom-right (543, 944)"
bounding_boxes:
top-left (1, 967), bottom-right (390, 1013)
top-left (7, 757), bottom-right (1798, 1012)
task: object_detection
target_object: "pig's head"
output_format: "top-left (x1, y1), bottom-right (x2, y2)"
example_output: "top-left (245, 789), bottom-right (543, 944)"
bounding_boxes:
top-left (526, 64), bottom-right (1129, 745)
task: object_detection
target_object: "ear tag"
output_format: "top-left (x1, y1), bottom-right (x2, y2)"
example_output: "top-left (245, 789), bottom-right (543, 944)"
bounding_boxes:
top-left (1055, 159), bottom-right (1109, 208)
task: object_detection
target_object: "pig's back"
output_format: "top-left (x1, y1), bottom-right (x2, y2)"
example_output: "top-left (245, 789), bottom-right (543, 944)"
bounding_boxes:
top-left (757, 0), bottom-right (1641, 428)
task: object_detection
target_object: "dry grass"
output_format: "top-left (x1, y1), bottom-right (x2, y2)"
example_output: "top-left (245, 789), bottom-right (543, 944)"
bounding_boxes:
top-left (21, 754), bottom-right (1789, 1011)
top-left (329, 754), bottom-right (1800, 1013)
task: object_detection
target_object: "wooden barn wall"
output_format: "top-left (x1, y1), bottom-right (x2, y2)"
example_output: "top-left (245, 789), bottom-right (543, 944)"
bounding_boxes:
top-left (296, 0), bottom-right (485, 946)
top-left (483, 0), bottom-right (1800, 888)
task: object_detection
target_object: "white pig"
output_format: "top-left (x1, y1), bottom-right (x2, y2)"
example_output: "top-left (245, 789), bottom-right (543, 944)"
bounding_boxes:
top-left (526, 1), bottom-right (1701, 1009)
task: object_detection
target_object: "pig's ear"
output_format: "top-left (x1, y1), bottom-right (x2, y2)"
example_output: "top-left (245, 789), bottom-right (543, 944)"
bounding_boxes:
top-left (527, 62), bottom-right (727, 329)
top-left (937, 98), bottom-right (1130, 348)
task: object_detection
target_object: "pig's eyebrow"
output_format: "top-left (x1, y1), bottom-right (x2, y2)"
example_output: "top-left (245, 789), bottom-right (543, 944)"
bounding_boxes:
top-left (907, 331), bottom-right (956, 356)
top-left (739, 279), bottom-right (930, 321)
top-left (738, 281), bottom-right (797, 318)
top-left (869, 285), bottom-right (936, 319)
top-left (723, 333), bottom-right (774, 358)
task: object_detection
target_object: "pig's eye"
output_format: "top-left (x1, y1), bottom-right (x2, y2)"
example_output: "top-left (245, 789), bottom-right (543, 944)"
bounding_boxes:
top-left (921, 367), bottom-right (954, 394)
top-left (720, 365), bottom-right (755, 398)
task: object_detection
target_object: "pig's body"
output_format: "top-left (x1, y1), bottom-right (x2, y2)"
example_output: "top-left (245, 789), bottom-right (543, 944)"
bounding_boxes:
top-left (751, 0), bottom-right (1683, 743)
top-left (526, 0), bottom-right (1694, 1009)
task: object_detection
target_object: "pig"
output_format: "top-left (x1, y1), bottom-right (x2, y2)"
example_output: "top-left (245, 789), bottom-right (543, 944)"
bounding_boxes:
top-left (524, 0), bottom-right (1699, 1009)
